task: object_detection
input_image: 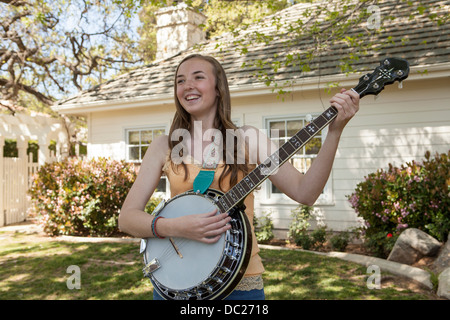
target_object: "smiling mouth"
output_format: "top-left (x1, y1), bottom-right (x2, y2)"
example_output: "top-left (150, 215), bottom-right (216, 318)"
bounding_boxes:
top-left (185, 94), bottom-right (200, 101)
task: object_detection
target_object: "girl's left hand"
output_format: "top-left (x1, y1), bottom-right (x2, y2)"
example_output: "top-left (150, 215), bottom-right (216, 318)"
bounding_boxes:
top-left (328, 88), bottom-right (360, 133)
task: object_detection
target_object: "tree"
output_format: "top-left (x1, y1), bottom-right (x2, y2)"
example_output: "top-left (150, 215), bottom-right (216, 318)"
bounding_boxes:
top-left (0, 0), bottom-right (144, 113)
top-left (0, 0), bottom-right (301, 112)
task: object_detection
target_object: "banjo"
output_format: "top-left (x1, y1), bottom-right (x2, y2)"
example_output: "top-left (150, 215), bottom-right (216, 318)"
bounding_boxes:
top-left (140, 57), bottom-right (409, 300)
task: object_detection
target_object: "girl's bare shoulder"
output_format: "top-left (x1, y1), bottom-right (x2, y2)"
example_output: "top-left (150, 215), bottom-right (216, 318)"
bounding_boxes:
top-left (141, 134), bottom-right (169, 166)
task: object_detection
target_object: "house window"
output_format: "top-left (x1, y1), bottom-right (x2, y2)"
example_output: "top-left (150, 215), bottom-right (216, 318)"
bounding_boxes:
top-left (126, 127), bottom-right (165, 162)
top-left (125, 127), bottom-right (168, 195)
top-left (265, 115), bottom-right (332, 203)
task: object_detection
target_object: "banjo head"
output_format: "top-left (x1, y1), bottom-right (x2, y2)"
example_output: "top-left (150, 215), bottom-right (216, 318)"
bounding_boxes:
top-left (141, 189), bottom-right (252, 300)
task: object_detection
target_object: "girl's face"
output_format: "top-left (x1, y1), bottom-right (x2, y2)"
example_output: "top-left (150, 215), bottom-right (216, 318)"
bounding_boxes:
top-left (176, 58), bottom-right (218, 120)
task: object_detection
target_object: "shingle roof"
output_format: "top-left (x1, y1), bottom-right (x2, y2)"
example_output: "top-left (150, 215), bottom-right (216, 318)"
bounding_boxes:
top-left (54, 0), bottom-right (450, 110)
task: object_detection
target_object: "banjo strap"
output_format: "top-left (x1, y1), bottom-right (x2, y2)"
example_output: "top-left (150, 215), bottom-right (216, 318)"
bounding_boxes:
top-left (193, 141), bottom-right (219, 194)
top-left (193, 170), bottom-right (215, 194)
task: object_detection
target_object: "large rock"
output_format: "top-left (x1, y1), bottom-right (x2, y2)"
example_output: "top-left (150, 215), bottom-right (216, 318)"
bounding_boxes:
top-left (433, 234), bottom-right (450, 273)
top-left (437, 267), bottom-right (450, 300)
top-left (388, 228), bottom-right (441, 265)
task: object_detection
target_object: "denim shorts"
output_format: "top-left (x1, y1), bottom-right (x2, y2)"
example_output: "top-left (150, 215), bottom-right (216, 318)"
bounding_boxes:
top-left (152, 288), bottom-right (265, 300)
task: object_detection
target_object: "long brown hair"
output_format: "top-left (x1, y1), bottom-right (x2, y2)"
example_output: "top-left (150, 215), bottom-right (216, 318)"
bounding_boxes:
top-left (168, 54), bottom-right (249, 190)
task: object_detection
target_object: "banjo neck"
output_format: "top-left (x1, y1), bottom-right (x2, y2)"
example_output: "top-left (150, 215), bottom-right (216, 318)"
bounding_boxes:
top-left (216, 57), bottom-right (410, 214)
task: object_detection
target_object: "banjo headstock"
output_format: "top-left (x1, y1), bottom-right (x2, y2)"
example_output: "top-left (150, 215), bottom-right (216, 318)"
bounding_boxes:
top-left (353, 58), bottom-right (410, 98)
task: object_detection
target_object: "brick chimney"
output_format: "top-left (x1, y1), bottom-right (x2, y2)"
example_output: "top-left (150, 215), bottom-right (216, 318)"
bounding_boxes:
top-left (155, 3), bottom-right (207, 60)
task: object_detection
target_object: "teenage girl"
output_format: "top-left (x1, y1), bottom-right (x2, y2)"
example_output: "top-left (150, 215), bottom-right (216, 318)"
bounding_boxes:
top-left (119, 54), bottom-right (359, 299)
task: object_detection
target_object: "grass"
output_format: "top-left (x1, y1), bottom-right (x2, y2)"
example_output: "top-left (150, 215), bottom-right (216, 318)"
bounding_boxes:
top-left (261, 249), bottom-right (431, 300)
top-left (0, 232), bottom-right (152, 300)
top-left (0, 230), bottom-right (434, 300)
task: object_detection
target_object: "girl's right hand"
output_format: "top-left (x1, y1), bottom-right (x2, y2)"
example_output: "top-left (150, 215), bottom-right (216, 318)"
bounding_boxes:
top-left (157, 209), bottom-right (231, 244)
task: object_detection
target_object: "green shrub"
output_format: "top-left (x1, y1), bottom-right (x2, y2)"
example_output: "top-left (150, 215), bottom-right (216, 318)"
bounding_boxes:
top-left (311, 226), bottom-right (327, 249)
top-left (29, 157), bottom-right (137, 237)
top-left (254, 210), bottom-right (274, 243)
top-left (329, 231), bottom-right (351, 252)
top-left (363, 231), bottom-right (398, 258)
top-left (347, 151), bottom-right (449, 255)
top-left (294, 233), bottom-right (314, 250)
top-left (288, 205), bottom-right (327, 250)
top-left (288, 204), bottom-right (313, 241)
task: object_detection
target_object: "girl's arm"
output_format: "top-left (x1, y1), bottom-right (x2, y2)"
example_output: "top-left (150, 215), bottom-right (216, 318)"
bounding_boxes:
top-left (119, 135), bottom-right (231, 242)
top-left (259, 89), bottom-right (360, 206)
top-left (118, 135), bottom-right (169, 238)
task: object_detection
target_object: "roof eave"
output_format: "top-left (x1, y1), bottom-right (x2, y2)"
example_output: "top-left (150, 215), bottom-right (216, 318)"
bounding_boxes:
top-left (52, 62), bottom-right (450, 115)
top-left (52, 93), bottom-right (174, 115)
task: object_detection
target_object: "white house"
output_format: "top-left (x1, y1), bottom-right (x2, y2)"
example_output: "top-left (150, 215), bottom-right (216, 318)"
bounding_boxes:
top-left (53, 1), bottom-right (450, 237)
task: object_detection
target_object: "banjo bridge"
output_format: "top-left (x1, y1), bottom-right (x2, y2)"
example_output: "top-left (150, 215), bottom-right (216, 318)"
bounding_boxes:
top-left (169, 237), bottom-right (183, 258)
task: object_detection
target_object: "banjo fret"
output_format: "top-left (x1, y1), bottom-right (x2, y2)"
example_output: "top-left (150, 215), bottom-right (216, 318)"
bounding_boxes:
top-left (235, 183), bottom-right (246, 198)
top-left (218, 197), bottom-right (230, 212)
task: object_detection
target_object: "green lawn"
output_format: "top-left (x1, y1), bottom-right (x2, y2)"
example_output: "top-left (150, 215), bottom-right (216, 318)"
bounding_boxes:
top-left (0, 231), bottom-right (434, 300)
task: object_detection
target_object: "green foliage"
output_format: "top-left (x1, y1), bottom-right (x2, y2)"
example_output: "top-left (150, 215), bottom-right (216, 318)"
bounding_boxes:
top-left (3, 139), bottom-right (18, 158)
top-left (293, 233), bottom-right (315, 250)
top-left (199, 0), bottom-right (296, 39)
top-left (28, 157), bottom-right (138, 236)
top-left (137, 0), bottom-right (297, 64)
top-left (363, 231), bottom-right (398, 258)
top-left (253, 210), bottom-right (275, 243)
top-left (311, 226), bottom-right (327, 249)
top-left (288, 205), bottom-right (327, 250)
top-left (3, 139), bottom-right (56, 161)
top-left (144, 195), bottom-right (164, 215)
top-left (3, 0), bottom-right (144, 108)
top-left (288, 204), bottom-right (313, 240)
top-left (329, 231), bottom-right (351, 252)
top-left (220, 0), bottom-right (449, 97)
top-left (5, 0), bottom-right (448, 112)
top-left (348, 151), bottom-right (450, 255)
top-left (293, 226), bottom-right (328, 251)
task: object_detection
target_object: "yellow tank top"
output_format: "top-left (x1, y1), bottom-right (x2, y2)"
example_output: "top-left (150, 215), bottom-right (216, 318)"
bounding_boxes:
top-left (162, 158), bottom-right (265, 277)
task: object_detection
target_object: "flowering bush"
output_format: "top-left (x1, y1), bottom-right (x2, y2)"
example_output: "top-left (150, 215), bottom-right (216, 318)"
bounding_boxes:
top-left (348, 150), bottom-right (449, 254)
top-left (29, 157), bottom-right (137, 237)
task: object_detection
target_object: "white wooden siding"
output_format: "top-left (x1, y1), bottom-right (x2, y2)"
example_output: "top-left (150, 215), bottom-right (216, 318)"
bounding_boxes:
top-left (87, 106), bottom-right (173, 160)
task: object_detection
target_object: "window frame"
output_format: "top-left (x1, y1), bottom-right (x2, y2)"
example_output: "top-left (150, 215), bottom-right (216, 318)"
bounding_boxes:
top-left (125, 126), bottom-right (165, 163)
top-left (124, 126), bottom-right (168, 196)
top-left (262, 114), bottom-right (333, 205)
